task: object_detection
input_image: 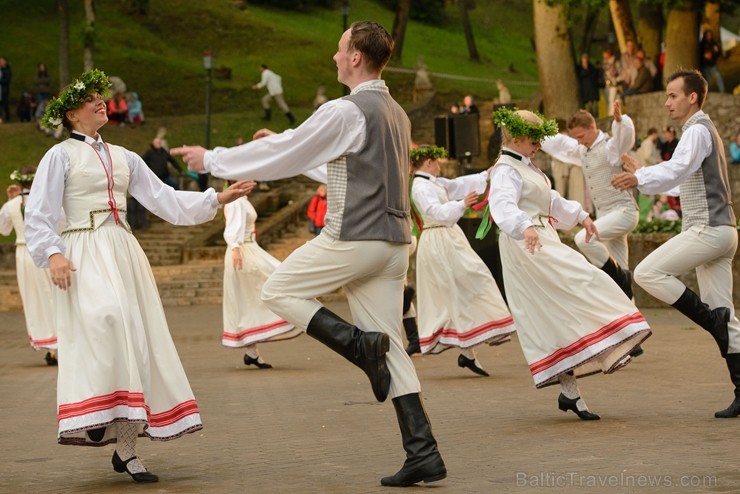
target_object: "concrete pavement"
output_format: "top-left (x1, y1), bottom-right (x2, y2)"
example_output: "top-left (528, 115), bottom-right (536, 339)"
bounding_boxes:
top-left (1, 303), bottom-right (739, 493)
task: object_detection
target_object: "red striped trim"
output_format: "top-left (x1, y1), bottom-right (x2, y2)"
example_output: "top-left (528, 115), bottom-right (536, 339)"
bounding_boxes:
top-left (30, 336), bottom-right (58, 346)
top-left (222, 320), bottom-right (291, 341)
top-left (149, 400), bottom-right (200, 427)
top-left (419, 317), bottom-right (515, 345)
top-left (58, 391), bottom-right (147, 421)
top-left (529, 312), bottom-right (646, 374)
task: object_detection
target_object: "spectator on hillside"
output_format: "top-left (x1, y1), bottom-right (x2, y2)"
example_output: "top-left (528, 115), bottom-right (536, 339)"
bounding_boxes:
top-left (34, 63), bottom-right (51, 121)
top-left (106, 92), bottom-right (127, 125)
top-left (578, 53), bottom-right (601, 117)
top-left (142, 137), bottom-right (182, 189)
top-left (251, 64), bottom-right (295, 125)
top-left (0, 57), bottom-right (12, 122)
top-left (126, 92), bottom-right (144, 126)
top-left (700, 29), bottom-right (725, 93)
top-left (16, 92), bottom-right (35, 122)
top-left (313, 85), bottom-right (328, 109)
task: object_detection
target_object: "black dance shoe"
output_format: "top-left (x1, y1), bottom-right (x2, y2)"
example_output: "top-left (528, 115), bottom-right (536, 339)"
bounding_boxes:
top-left (112, 451), bottom-right (159, 483)
top-left (558, 393), bottom-right (600, 420)
top-left (44, 352), bottom-right (58, 366)
top-left (715, 399), bottom-right (740, 418)
top-left (86, 427), bottom-right (106, 442)
top-left (244, 354), bottom-right (273, 369)
top-left (629, 345), bottom-right (644, 358)
top-left (457, 354), bottom-right (490, 377)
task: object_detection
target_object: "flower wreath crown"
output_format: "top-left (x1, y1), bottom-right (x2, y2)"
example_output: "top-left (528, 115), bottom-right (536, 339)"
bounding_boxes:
top-left (41, 69), bottom-right (112, 130)
top-left (10, 169), bottom-right (35, 184)
top-left (410, 145), bottom-right (448, 162)
top-left (492, 106), bottom-right (558, 142)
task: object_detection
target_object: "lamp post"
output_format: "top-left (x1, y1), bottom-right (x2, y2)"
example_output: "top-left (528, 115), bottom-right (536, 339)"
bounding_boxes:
top-left (340, 1), bottom-right (350, 96)
top-left (201, 49), bottom-right (215, 191)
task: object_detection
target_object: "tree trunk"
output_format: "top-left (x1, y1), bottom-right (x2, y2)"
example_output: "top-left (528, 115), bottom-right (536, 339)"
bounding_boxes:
top-left (391, 0), bottom-right (411, 63)
top-left (58, 0), bottom-right (70, 89)
top-left (664, 1), bottom-right (700, 85)
top-left (533, 0), bottom-right (579, 121)
top-left (637, 3), bottom-right (662, 61)
top-left (83, 0), bottom-right (95, 71)
top-left (460, 0), bottom-right (481, 62)
top-left (609, 0), bottom-right (637, 54)
top-left (703, 1), bottom-right (720, 44)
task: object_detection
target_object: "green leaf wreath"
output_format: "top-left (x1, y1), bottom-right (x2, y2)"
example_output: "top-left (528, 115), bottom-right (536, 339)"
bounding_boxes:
top-left (492, 106), bottom-right (558, 142)
top-left (41, 69), bottom-right (112, 130)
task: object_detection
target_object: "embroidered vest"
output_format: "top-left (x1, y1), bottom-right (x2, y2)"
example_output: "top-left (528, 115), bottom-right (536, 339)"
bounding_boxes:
top-left (58, 139), bottom-right (130, 234)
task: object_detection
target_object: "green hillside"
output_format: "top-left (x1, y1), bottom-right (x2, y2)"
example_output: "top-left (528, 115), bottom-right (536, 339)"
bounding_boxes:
top-left (0, 0), bottom-right (540, 208)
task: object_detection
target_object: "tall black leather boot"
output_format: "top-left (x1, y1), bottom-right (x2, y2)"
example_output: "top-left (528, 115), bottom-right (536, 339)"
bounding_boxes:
top-left (380, 393), bottom-right (447, 487)
top-left (306, 307), bottom-right (391, 402)
top-left (285, 111), bottom-right (295, 124)
top-left (716, 353), bottom-right (740, 418)
top-left (403, 318), bottom-right (421, 356)
top-left (601, 257), bottom-right (633, 300)
top-left (261, 108), bottom-right (272, 121)
top-left (672, 287), bottom-right (731, 357)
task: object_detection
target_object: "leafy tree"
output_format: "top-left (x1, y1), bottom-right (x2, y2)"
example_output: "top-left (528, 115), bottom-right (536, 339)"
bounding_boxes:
top-left (391, 0), bottom-right (411, 63)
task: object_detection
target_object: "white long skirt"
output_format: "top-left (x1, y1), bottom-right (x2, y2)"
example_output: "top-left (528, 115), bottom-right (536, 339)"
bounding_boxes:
top-left (499, 224), bottom-right (651, 388)
top-left (222, 242), bottom-right (301, 347)
top-left (416, 225), bottom-right (516, 354)
top-left (16, 245), bottom-right (57, 350)
top-left (54, 224), bottom-right (202, 446)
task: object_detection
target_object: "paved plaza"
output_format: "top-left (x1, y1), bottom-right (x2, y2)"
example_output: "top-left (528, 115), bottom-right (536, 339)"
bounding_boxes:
top-left (1, 302), bottom-right (739, 493)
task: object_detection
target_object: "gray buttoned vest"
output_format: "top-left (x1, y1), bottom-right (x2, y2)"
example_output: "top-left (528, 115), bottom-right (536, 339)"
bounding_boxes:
top-left (583, 137), bottom-right (636, 216)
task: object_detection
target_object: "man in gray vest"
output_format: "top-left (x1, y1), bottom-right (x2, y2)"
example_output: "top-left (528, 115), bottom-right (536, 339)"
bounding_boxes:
top-left (614, 69), bottom-right (739, 418)
top-left (171, 21), bottom-right (446, 487)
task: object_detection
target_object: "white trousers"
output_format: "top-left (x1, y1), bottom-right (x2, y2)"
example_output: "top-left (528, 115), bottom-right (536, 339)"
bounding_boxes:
top-left (575, 206), bottom-right (638, 269)
top-left (262, 92), bottom-right (290, 113)
top-left (261, 234), bottom-right (421, 398)
top-left (634, 224), bottom-right (740, 353)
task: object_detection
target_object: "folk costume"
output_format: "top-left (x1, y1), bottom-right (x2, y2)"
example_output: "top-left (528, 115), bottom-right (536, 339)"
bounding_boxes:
top-left (488, 108), bottom-right (650, 419)
top-left (222, 195), bottom-right (301, 364)
top-left (23, 69), bottom-right (248, 484)
top-left (630, 108), bottom-right (740, 418)
top-left (410, 146), bottom-right (515, 369)
top-left (200, 32), bottom-right (446, 482)
top-left (0, 173), bottom-right (58, 364)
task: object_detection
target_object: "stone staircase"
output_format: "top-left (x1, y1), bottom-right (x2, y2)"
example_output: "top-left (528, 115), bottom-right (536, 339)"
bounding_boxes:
top-left (0, 177), bottom-right (326, 311)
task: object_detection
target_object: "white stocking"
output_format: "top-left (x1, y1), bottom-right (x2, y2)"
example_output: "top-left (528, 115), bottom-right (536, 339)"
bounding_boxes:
top-left (116, 423), bottom-right (147, 474)
top-left (558, 372), bottom-right (590, 412)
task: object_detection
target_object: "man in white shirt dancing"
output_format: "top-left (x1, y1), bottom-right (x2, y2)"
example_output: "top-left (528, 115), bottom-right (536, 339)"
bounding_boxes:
top-left (252, 64), bottom-right (295, 125)
top-left (173, 21), bottom-right (446, 487)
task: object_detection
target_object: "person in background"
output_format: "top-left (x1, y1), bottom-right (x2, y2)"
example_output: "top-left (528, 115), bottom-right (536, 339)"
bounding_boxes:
top-left (489, 107), bottom-right (650, 420)
top-left (0, 167), bottom-right (58, 366)
top-left (34, 63), bottom-right (51, 121)
top-left (16, 91), bottom-right (35, 122)
top-left (623, 56), bottom-right (654, 96)
top-left (25, 68), bottom-right (254, 483)
top-left (660, 126), bottom-right (679, 161)
top-left (222, 182), bottom-right (302, 368)
top-left (636, 127), bottom-right (661, 166)
top-left (126, 92), bottom-right (144, 126)
top-left (252, 64), bottom-right (296, 125)
top-left (577, 53), bottom-right (601, 118)
top-left (306, 184), bottom-right (327, 235)
top-left (601, 48), bottom-right (622, 116)
top-left (461, 95), bottom-right (479, 114)
top-left (700, 29), bottom-right (725, 93)
top-left (142, 137), bottom-right (183, 189)
top-left (0, 57), bottom-right (12, 123)
top-left (729, 131), bottom-right (740, 165)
